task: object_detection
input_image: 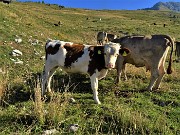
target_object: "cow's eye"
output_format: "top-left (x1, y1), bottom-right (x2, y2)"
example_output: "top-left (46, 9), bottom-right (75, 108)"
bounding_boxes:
top-left (104, 53), bottom-right (106, 55)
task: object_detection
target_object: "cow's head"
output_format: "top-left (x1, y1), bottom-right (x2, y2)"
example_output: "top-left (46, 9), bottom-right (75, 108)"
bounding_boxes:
top-left (104, 43), bottom-right (130, 69)
top-left (104, 42), bottom-right (120, 69)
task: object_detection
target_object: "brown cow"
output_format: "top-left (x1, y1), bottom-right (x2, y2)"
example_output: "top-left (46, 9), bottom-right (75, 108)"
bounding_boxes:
top-left (112, 34), bottom-right (174, 91)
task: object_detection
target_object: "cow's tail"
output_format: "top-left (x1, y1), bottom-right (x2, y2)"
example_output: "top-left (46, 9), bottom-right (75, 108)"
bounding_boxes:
top-left (166, 35), bottom-right (174, 74)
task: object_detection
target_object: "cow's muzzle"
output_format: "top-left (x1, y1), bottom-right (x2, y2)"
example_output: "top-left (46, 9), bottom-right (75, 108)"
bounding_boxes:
top-left (106, 63), bottom-right (115, 69)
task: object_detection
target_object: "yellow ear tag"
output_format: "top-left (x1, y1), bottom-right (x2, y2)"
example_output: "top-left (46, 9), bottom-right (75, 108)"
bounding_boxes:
top-left (98, 50), bottom-right (101, 54)
top-left (122, 51), bottom-right (127, 56)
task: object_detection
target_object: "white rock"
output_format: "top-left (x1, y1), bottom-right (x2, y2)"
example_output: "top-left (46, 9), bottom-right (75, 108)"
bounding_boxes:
top-left (10, 58), bottom-right (16, 62)
top-left (0, 68), bottom-right (5, 74)
top-left (15, 38), bottom-right (22, 43)
top-left (40, 56), bottom-right (45, 60)
top-left (10, 58), bottom-right (23, 64)
top-left (42, 129), bottom-right (59, 135)
top-left (69, 124), bottom-right (79, 132)
top-left (34, 49), bottom-right (39, 55)
top-left (69, 98), bottom-right (76, 103)
top-left (15, 58), bottom-right (23, 64)
top-left (12, 49), bottom-right (22, 56)
top-left (14, 60), bottom-right (23, 64)
top-left (31, 39), bottom-right (39, 45)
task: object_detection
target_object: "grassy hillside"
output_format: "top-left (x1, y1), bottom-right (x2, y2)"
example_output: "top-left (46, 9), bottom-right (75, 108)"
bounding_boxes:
top-left (0, 1), bottom-right (180, 134)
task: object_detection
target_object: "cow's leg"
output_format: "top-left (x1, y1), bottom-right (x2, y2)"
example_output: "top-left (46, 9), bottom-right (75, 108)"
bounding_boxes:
top-left (153, 56), bottom-right (166, 90)
top-left (42, 65), bottom-right (53, 95)
top-left (46, 67), bottom-right (58, 93)
top-left (122, 64), bottom-right (127, 81)
top-left (153, 65), bottom-right (165, 90)
top-left (42, 63), bottom-right (57, 95)
top-left (90, 74), bottom-right (101, 104)
top-left (100, 40), bottom-right (103, 45)
top-left (147, 68), bottom-right (159, 91)
top-left (154, 48), bottom-right (170, 90)
top-left (97, 40), bottom-right (100, 45)
top-left (42, 66), bottom-right (48, 96)
top-left (115, 56), bottom-right (125, 84)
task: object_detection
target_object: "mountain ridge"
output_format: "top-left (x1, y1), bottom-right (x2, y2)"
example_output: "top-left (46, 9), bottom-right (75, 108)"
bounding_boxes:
top-left (142, 1), bottom-right (180, 12)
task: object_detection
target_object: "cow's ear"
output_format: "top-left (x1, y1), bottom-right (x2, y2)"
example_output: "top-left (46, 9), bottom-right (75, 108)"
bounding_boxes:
top-left (63, 43), bottom-right (71, 48)
top-left (119, 48), bottom-right (130, 56)
top-left (46, 39), bottom-right (52, 45)
top-left (94, 46), bottom-right (104, 55)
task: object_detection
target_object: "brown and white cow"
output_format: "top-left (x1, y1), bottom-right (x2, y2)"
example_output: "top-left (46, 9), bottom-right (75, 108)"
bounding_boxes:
top-left (1, 0), bottom-right (11, 4)
top-left (97, 32), bottom-right (117, 45)
top-left (112, 34), bottom-right (174, 91)
top-left (42, 40), bottom-right (129, 104)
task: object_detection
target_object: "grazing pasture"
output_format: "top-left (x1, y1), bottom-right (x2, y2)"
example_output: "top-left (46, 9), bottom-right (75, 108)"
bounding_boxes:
top-left (0, 2), bottom-right (180, 134)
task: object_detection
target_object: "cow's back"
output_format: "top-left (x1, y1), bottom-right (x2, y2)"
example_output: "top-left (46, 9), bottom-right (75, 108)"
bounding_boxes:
top-left (119, 35), bottom-right (173, 67)
top-left (121, 35), bottom-right (168, 48)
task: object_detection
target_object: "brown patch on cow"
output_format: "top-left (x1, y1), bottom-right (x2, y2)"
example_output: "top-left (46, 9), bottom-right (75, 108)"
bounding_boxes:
top-left (64, 43), bottom-right (85, 68)
top-left (46, 43), bottom-right (60, 59)
top-left (88, 46), bottom-right (106, 76)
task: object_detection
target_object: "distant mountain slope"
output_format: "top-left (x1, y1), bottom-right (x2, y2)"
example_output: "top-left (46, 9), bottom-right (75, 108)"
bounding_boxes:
top-left (142, 2), bottom-right (180, 12)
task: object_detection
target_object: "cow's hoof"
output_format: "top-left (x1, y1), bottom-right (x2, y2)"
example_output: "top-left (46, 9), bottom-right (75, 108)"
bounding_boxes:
top-left (46, 91), bottom-right (53, 95)
top-left (95, 101), bottom-right (101, 105)
top-left (146, 88), bottom-right (153, 92)
top-left (153, 87), bottom-right (161, 91)
top-left (115, 81), bottom-right (120, 85)
top-left (42, 91), bottom-right (54, 102)
top-left (140, 89), bottom-right (147, 92)
top-left (123, 77), bottom-right (128, 81)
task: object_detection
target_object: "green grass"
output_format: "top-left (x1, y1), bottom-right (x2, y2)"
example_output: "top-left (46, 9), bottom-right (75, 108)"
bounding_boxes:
top-left (0, 1), bottom-right (180, 134)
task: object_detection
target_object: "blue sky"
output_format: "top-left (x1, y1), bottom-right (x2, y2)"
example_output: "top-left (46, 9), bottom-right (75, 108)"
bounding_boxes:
top-left (18, 0), bottom-right (180, 10)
